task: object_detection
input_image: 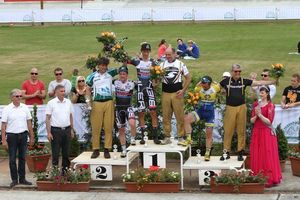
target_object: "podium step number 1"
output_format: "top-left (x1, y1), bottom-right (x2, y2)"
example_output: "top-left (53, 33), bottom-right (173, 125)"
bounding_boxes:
top-left (143, 153), bottom-right (166, 168)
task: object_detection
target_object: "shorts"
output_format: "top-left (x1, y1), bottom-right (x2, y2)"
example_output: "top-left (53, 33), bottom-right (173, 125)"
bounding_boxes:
top-left (136, 80), bottom-right (156, 112)
top-left (192, 103), bottom-right (215, 127)
top-left (116, 106), bottom-right (135, 128)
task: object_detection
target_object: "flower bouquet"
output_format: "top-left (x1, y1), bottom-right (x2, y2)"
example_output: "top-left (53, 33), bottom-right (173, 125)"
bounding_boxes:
top-left (96, 31), bottom-right (129, 63)
top-left (270, 63), bottom-right (285, 78)
top-left (150, 65), bottom-right (165, 81)
top-left (122, 166), bottom-right (180, 192)
top-left (186, 91), bottom-right (200, 107)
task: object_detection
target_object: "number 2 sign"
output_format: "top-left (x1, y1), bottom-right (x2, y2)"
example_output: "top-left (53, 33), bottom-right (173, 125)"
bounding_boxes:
top-left (90, 164), bottom-right (112, 181)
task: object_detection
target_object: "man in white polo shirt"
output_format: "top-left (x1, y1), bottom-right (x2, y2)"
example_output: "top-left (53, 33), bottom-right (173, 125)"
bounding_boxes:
top-left (1, 89), bottom-right (34, 188)
top-left (46, 85), bottom-right (74, 171)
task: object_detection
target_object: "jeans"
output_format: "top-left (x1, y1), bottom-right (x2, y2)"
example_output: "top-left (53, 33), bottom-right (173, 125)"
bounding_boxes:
top-left (7, 131), bottom-right (28, 182)
top-left (51, 127), bottom-right (71, 170)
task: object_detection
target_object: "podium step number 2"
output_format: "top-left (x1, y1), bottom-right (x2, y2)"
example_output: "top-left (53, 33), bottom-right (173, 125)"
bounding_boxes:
top-left (90, 165), bottom-right (113, 181)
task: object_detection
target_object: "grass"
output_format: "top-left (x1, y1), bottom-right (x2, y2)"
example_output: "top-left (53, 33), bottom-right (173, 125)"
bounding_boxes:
top-left (0, 21), bottom-right (300, 104)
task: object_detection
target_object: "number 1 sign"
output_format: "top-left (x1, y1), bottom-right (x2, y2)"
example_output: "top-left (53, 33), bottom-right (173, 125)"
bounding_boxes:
top-left (143, 153), bottom-right (166, 168)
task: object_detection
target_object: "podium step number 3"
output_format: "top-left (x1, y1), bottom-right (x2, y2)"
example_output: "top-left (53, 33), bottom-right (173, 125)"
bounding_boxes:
top-left (143, 153), bottom-right (166, 168)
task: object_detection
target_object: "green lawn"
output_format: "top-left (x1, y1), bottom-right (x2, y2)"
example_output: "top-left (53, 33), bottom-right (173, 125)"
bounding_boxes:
top-left (0, 21), bottom-right (299, 104)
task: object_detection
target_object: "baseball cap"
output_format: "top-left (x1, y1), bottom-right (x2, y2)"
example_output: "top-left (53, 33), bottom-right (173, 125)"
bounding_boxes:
top-left (201, 75), bottom-right (212, 84)
top-left (222, 72), bottom-right (231, 78)
top-left (141, 42), bottom-right (151, 51)
top-left (118, 66), bottom-right (128, 74)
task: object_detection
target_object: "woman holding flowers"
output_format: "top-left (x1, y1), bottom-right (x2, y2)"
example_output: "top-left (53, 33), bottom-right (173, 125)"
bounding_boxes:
top-left (250, 86), bottom-right (282, 187)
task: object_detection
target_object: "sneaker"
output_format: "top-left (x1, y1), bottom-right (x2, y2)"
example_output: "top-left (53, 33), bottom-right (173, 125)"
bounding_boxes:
top-left (177, 138), bottom-right (192, 146)
top-left (130, 138), bottom-right (136, 146)
top-left (91, 149), bottom-right (100, 159)
top-left (19, 179), bottom-right (32, 185)
top-left (220, 152), bottom-right (230, 161)
top-left (161, 137), bottom-right (171, 145)
top-left (104, 148), bottom-right (111, 159)
top-left (120, 150), bottom-right (127, 158)
top-left (237, 151), bottom-right (244, 161)
top-left (204, 150), bottom-right (211, 161)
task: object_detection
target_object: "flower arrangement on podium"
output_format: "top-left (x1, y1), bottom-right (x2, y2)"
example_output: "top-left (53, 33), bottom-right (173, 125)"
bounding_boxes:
top-left (96, 31), bottom-right (129, 63)
top-left (26, 105), bottom-right (51, 172)
top-left (122, 166), bottom-right (180, 192)
top-left (210, 169), bottom-right (267, 193)
top-left (35, 165), bottom-right (91, 191)
top-left (288, 147), bottom-right (300, 176)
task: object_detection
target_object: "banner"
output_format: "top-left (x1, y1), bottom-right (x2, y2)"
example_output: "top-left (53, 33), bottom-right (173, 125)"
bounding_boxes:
top-left (0, 104), bottom-right (299, 144)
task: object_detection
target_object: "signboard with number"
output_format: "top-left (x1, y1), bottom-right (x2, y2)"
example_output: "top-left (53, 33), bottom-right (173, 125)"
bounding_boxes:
top-left (143, 152), bottom-right (166, 168)
top-left (198, 169), bottom-right (220, 185)
top-left (90, 164), bottom-right (112, 181)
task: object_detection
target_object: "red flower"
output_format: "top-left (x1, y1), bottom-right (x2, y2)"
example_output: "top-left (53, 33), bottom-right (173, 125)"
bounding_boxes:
top-left (149, 166), bottom-right (160, 171)
top-left (81, 164), bottom-right (89, 169)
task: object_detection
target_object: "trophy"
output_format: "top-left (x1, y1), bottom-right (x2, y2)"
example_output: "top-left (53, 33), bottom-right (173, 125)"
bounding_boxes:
top-left (144, 132), bottom-right (148, 147)
top-left (170, 136), bottom-right (175, 148)
top-left (113, 144), bottom-right (118, 160)
top-left (196, 149), bottom-right (201, 163)
top-left (222, 149), bottom-right (228, 162)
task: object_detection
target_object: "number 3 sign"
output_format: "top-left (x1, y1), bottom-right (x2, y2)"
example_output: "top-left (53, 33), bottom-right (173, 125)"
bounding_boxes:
top-left (90, 165), bottom-right (112, 181)
top-left (143, 153), bottom-right (166, 168)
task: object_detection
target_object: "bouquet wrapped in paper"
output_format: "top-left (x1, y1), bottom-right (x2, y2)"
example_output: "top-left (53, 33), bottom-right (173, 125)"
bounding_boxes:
top-left (270, 63), bottom-right (285, 78)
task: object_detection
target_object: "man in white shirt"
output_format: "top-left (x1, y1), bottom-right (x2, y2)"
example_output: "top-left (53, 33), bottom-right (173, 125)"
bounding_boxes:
top-left (1, 89), bottom-right (34, 188)
top-left (251, 69), bottom-right (276, 99)
top-left (48, 67), bottom-right (72, 99)
top-left (46, 85), bottom-right (74, 170)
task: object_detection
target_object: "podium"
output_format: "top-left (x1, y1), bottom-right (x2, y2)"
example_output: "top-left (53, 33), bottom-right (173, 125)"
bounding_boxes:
top-left (126, 140), bottom-right (190, 190)
top-left (71, 151), bottom-right (138, 181)
top-left (183, 156), bottom-right (245, 185)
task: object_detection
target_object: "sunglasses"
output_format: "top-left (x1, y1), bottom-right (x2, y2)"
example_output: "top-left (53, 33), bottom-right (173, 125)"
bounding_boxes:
top-left (14, 95), bottom-right (22, 98)
top-left (261, 74), bottom-right (269, 77)
top-left (78, 80), bottom-right (85, 83)
top-left (31, 72), bottom-right (38, 75)
top-left (55, 73), bottom-right (62, 76)
top-left (234, 70), bottom-right (241, 73)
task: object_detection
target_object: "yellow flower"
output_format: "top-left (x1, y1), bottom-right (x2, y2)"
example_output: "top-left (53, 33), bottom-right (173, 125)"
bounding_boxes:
top-left (115, 44), bottom-right (121, 49)
top-left (187, 99), bottom-right (192, 103)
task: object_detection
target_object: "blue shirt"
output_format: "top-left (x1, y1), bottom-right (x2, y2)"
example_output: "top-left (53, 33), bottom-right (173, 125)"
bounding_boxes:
top-left (177, 43), bottom-right (187, 52)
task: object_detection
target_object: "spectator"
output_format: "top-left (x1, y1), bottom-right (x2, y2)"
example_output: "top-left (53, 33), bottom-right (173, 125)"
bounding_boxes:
top-left (1, 89), bottom-right (34, 188)
top-left (250, 86), bottom-right (282, 187)
top-left (48, 67), bottom-right (72, 99)
top-left (176, 38), bottom-right (187, 58)
top-left (184, 76), bottom-right (220, 161)
top-left (252, 69), bottom-right (276, 99)
top-left (157, 39), bottom-right (167, 60)
top-left (160, 47), bottom-right (191, 145)
top-left (46, 85), bottom-right (74, 170)
top-left (184, 40), bottom-right (200, 59)
top-left (21, 68), bottom-right (46, 105)
top-left (71, 76), bottom-right (87, 104)
top-left (70, 68), bottom-right (79, 88)
top-left (219, 64), bottom-right (277, 161)
top-left (114, 66), bottom-right (137, 157)
top-left (281, 73), bottom-right (300, 109)
top-left (86, 57), bottom-right (118, 159)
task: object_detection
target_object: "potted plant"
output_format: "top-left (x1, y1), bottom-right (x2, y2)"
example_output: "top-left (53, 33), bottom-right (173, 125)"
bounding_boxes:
top-left (289, 148), bottom-right (300, 176)
top-left (121, 166), bottom-right (180, 192)
top-left (210, 169), bottom-right (267, 194)
top-left (35, 164), bottom-right (91, 191)
top-left (276, 124), bottom-right (288, 172)
top-left (26, 105), bottom-right (51, 172)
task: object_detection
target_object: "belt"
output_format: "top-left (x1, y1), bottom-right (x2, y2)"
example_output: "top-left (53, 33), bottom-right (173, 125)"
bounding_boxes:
top-left (51, 126), bottom-right (71, 130)
top-left (94, 99), bottom-right (111, 102)
top-left (6, 131), bottom-right (27, 135)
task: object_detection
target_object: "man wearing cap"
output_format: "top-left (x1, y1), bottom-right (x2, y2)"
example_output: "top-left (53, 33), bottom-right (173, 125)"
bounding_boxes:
top-left (184, 76), bottom-right (220, 161)
top-left (220, 64), bottom-right (278, 161)
top-left (86, 57), bottom-right (118, 159)
top-left (114, 66), bottom-right (137, 157)
top-left (160, 47), bottom-right (191, 145)
top-left (127, 42), bottom-right (161, 144)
